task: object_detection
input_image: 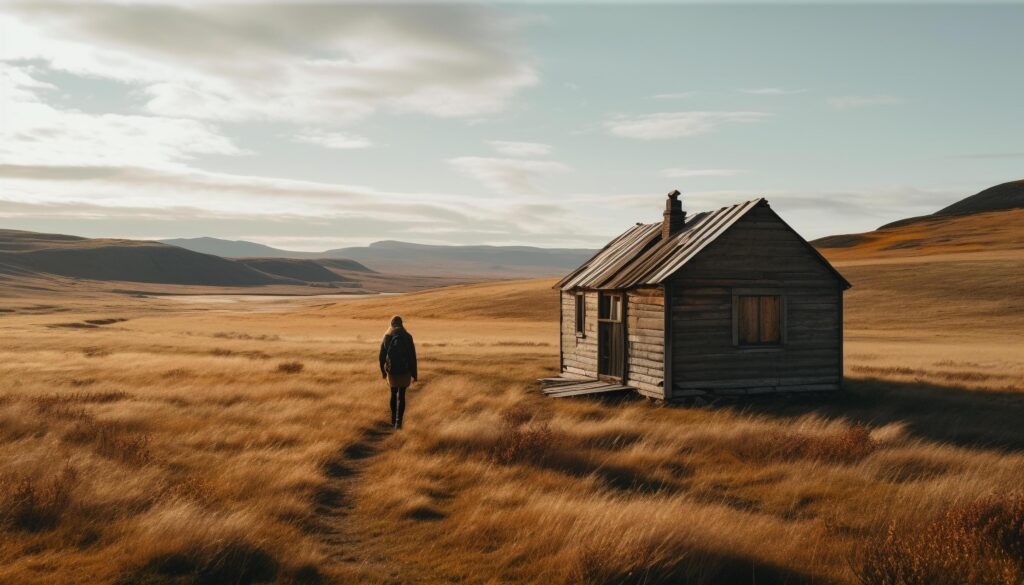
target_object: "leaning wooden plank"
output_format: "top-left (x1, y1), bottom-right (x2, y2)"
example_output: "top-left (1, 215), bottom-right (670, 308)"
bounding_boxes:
top-left (546, 384), bottom-right (634, 398)
top-left (541, 381), bottom-right (608, 394)
top-left (547, 388), bottom-right (618, 398)
top-left (537, 375), bottom-right (592, 387)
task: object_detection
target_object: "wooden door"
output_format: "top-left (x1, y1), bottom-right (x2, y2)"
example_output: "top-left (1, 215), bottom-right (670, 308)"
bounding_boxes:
top-left (598, 292), bottom-right (625, 381)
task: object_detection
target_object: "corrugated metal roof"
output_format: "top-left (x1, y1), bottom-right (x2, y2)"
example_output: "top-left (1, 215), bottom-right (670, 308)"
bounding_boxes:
top-left (556, 197), bottom-right (850, 291)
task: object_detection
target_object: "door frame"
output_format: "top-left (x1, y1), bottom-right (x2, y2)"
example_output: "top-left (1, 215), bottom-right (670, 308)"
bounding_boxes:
top-left (597, 291), bottom-right (628, 383)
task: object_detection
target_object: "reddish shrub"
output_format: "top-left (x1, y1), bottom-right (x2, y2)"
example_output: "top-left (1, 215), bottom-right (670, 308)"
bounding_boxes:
top-left (64, 419), bottom-right (152, 465)
top-left (732, 424), bottom-right (877, 465)
top-left (808, 425), bottom-right (877, 463)
top-left (493, 406), bottom-right (553, 464)
top-left (853, 495), bottom-right (1024, 585)
top-left (277, 361), bottom-right (304, 374)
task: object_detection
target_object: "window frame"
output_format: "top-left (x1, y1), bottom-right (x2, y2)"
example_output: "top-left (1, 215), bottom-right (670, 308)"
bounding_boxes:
top-left (575, 292), bottom-right (586, 337)
top-left (598, 292), bottom-right (623, 323)
top-left (732, 289), bottom-right (786, 350)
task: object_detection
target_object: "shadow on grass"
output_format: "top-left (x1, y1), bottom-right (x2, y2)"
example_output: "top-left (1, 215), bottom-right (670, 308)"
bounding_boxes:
top-left (574, 547), bottom-right (829, 585)
top-left (733, 377), bottom-right (1024, 451)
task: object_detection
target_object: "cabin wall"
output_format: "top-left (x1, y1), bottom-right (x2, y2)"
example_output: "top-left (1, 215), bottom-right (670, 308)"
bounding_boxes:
top-left (560, 291), bottom-right (598, 378)
top-left (626, 287), bottom-right (665, 397)
top-left (668, 204), bottom-right (843, 396)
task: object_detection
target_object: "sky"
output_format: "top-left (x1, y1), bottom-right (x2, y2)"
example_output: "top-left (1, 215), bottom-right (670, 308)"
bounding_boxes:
top-left (1, 1), bottom-right (1022, 251)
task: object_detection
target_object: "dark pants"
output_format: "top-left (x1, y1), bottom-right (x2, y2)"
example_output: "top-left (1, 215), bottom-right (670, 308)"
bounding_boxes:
top-left (390, 386), bottom-right (407, 425)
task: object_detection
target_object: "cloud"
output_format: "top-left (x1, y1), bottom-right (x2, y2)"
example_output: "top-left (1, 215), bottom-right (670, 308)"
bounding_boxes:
top-left (827, 95), bottom-right (904, 110)
top-left (740, 87), bottom-right (805, 95)
top-left (448, 157), bottom-right (571, 194)
top-left (0, 161), bottom-right (600, 246)
top-left (488, 140), bottom-right (552, 157)
top-left (660, 168), bottom-right (745, 178)
top-left (292, 130), bottom-right (372, 150)
top-left (605, 111), bottom-right (771, 140)
top-left (3, 4), bottom-right (538, 123)
top-left (0, 64), bottom-right (244, 170)
top-left (0, 158), bottom-right (972, 247)
top-left (650, 92), bottom-right (695, 100)
top-left (580, 184), bottom-right (965, 239)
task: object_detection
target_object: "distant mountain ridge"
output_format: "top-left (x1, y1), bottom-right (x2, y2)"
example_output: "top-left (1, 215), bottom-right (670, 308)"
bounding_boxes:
top-left (161, 237), bottom-right (598, 277)
top-left (158, 237), bottom-right (312, 259)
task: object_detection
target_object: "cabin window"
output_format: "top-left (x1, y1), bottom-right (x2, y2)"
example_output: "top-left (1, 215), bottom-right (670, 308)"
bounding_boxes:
top-left (598, 293), bottom-right (623, 322)
top-left (575, 293), bottom-right (586, 336)
top-left (735, 294), bottom-right (783, 346)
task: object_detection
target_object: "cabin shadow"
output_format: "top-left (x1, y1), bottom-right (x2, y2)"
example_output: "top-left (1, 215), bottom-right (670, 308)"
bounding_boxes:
top-left (726, 377), bottom-right (1024, 452)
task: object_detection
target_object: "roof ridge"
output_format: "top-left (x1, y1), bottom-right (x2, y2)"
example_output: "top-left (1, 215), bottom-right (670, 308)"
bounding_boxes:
top-left (557, 197), bottom-right (767, 290)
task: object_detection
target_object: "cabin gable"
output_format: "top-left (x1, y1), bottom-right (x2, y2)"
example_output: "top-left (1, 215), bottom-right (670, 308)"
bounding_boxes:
top-left (666, 203), bottom-right (844, 397)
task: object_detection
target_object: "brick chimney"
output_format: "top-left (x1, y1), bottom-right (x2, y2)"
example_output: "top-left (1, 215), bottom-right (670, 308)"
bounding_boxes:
top-left (662, 189), bottom-right (686, 240)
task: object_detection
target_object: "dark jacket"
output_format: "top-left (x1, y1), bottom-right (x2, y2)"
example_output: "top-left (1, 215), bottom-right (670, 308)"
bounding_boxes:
top-left (379, 326), bottom-right (417, 380)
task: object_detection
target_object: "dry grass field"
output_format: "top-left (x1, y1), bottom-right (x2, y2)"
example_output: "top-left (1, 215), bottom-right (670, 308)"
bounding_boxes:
top-left (1, 251), bottom-right (1023, 584)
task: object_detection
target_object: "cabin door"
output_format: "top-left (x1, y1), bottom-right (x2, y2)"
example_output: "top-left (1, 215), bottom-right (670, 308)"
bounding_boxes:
top-left (598, 292), bottom-right (626, 382)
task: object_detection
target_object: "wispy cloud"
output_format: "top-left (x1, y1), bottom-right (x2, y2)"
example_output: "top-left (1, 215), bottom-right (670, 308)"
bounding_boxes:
top-left (588, 185), bottom-right (964, 238)
top-left (3, 4), bottom-right (538, 123)
top-left (660, 168), bottom-right (745, 178)
top-left (292, 130), bottom-right (372, 150)
top-left (650, 92), bottom-right (695, 100)
top-left (0, 63), bottom-right (244, 170)
top-left (740, 87), bottom-right (805, 95)
top-left (0, 163), bottom-right (596, 247)
top-left (448, 157), bottom-right (570, 194)
top-left (489, 140), bottom-right (552, 157)
top-left (605, 111), bottom-right (771, 140)
top-left (827, 94), bottom-right (904, 110)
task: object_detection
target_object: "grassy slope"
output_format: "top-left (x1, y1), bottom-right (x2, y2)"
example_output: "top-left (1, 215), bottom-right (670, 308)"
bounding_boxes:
top-left (316, 278), bottom-right (560, 322)
top-left (1, 212), bottom-right (1023, 584)
top-left (814, 208), bottom-right (1024, 261)
top-left (0, 231), bottom-right (281, 286)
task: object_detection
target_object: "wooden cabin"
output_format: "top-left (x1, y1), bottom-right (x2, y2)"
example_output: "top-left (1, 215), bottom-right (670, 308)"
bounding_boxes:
top-left (551, 191), bottom-right (850, 400)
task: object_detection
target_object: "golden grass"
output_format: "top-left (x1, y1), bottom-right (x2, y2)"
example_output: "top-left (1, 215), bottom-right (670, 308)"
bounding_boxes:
top-left (1, 269), bottom-right (1022, 584)
top-left (819, 208), bottom-right (1024, 262)
top-left (314, 277), bottom-right (560, 321)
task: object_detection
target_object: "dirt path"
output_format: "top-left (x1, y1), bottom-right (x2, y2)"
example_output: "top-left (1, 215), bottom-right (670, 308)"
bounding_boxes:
top-left (314, 420), bottom-right (396, 576)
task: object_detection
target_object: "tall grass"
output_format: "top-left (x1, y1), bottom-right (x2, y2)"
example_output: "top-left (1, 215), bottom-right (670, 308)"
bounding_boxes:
top-left (854, 495), bottom-right (1024, 585)
top-left (1, 278), bottom-right (1023, 583)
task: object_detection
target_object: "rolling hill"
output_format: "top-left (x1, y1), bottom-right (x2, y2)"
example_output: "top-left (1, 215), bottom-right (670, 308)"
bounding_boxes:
top-left (322, 240), bottom-right (597, 277)
top-left (159, 237), bottom-right (312, 259)
top-left (0, 229), bottom-right (380, 290)
top-left (0, 230), bottom-right (281, 286)
top-left (812, 180), bottom-right (1024, 333)
top-left (879, 179), bottom-right (1024, 229)
top-left (935, 179), bottom-right (1024, 217)
top-left (162, 236), bottom-right (597, 277)
top-left (813, 179), bottom-right (1024, 262)
top-left (234, 258), bottom-right (354, 283)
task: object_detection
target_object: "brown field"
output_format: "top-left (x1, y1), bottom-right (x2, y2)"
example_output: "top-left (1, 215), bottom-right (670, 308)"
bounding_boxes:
top-left (2, 246), bottom-right (1024, 583)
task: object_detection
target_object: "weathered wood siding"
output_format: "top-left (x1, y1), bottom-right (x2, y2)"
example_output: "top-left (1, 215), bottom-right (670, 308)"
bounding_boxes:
top-left (668, 204), bottom-right (843, 396)
top-left (626, 287), bottom-right (665, 397)
top-left (560, 291), bottom-right (598, 377)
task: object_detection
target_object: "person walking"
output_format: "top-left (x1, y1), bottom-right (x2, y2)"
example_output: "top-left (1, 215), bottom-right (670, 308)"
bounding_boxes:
top-left (379, 315), bottom-right (417, 429)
